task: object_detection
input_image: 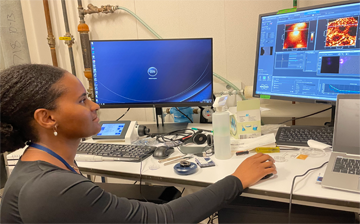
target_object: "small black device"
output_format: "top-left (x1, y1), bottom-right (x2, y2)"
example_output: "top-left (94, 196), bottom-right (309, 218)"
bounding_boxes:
top-left (181, 131), bottom-right (211, 145)
top-left (276, 126), bottom-right (333, 146)
top-left (77, 142), bottom-right (156, 162)
top-left (153, 146), bottom-right (174, 159)
top-left (261, 173), bottom-right (274, 180)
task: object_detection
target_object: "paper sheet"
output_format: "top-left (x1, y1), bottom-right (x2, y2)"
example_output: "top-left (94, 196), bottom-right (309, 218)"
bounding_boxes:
top-left (307, 140), bottom-right (332, 150)
top-left (230, 133), bottom-right (276, 151)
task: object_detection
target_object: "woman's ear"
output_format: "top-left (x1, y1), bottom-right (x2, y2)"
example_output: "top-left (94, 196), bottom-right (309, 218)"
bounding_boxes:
top-left (33, 108), bottom-right (56, 129)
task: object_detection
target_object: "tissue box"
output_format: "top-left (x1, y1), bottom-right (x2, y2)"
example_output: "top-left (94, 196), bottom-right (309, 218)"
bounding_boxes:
top-left (230, 99), bottom-right (261, 139)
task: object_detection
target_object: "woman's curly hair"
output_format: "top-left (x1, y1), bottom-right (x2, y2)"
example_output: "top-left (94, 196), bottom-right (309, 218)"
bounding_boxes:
top-left (0, 64), bottom-right (67, 153)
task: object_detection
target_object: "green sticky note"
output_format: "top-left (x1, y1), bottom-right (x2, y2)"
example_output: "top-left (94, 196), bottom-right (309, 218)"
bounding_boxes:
top-left (277, 8), bottom-right (297, 14)
top-left (260, 95), bottom-right (271, 99)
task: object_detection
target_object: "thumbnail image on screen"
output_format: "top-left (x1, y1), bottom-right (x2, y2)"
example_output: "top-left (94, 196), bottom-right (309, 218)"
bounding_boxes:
top-left (325, 17), bottom-right (358, 47)
top-left (283, 22), bottom-right (309, 49)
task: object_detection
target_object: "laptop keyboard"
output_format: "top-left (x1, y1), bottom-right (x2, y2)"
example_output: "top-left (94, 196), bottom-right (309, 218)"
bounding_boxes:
top-left (275, 126), bottom-right (333, 146)
top-left (333, 157), bottom-right (360, 175)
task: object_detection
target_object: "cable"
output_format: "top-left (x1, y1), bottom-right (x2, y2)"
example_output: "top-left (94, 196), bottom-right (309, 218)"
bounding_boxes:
top-left (153, 129), bottom-right (195, 147)
top-left (116, 108), bottom-right (130, 121)
top-left (213, 72), bottom-right (246, 100)
top-left (288, 161), bottom-right (328, 223)
top-left (139, 160), bottom-right (148, 202)
top-left (181, 188), bottom-right (186, 196)
top-left (116, 6), bottom-right (162, 39)
top-left (279, 107), bottom-right (332, 125)
top-left (115, 6), bottom-right (246, 100)
top-left (175, 107), bottom-right (193, 123)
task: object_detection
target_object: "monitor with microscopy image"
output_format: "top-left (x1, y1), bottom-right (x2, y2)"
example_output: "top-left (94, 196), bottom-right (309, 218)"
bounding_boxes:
top-left (253, 1), bottom-right (360, 105)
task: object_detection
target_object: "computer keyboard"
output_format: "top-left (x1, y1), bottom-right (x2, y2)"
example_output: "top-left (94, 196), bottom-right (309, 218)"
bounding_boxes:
top-left (275, 126), bottom-right (333, 147)
top-left (77, 142), bottom-right (156, 162)
top-left (333, 157), bottom-right (360, 175)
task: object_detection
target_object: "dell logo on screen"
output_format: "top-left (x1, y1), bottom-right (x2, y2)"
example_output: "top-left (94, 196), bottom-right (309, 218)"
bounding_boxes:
top-left (148, 67), bottom-right (158, 77)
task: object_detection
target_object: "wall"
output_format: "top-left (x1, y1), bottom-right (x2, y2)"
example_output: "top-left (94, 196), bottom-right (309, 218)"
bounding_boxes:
top-left (19, 0), bottom-right (339, 123)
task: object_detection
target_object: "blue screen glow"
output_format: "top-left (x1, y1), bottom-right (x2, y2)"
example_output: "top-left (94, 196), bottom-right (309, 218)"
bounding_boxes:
top-left (90, 39), bottom-right (213, 107)
top-left (97, 123), bottom-right (125, 136)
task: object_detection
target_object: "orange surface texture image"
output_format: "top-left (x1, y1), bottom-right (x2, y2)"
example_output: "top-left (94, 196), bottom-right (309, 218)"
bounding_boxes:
top-left (283, 22), bottom-right (309, 49)
top-left (326, 17), bottom-right (358, 47)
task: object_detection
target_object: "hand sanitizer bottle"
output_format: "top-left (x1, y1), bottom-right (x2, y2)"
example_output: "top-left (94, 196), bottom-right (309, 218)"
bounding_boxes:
top-left (212, 95), bottom-right (231, 160)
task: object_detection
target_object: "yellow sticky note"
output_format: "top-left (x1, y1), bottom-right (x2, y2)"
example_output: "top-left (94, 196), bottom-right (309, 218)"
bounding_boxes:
top-left (296, 154), bottom-right (308, 160)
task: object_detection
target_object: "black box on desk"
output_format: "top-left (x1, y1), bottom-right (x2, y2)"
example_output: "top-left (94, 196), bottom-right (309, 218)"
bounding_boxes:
top-left (95, 183), bottom-right (181, 204)
top-left (218, 196), bottom-right (355, 223)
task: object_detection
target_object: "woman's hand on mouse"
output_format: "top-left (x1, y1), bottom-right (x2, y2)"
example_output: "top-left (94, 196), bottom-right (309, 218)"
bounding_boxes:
top-left (231, 153), bottom-right (277, 189)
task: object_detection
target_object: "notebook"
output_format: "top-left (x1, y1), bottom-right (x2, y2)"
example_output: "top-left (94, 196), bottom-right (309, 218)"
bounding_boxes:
top-left (322, 94), bottom-right (360, 193)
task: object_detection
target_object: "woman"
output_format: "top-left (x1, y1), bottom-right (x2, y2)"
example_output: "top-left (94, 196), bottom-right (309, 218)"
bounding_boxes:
top-left (0, 64), bottom-right (276, 223)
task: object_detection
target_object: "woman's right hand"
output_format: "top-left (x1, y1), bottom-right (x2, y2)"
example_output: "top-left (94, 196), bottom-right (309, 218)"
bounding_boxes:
top-left (232, 153), bottom-right (277, 189)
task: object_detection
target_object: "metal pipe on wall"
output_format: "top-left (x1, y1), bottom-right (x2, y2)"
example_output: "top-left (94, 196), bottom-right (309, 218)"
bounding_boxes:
top-left (61, 0), bottom-right (76, 76)
top-left (43, 0), bottom-right (58, 67)
top-left (77, 0), bottom-right (93, 100)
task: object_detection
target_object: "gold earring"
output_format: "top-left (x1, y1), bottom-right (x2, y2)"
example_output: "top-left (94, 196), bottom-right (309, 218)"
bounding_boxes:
top-left (54, 124), bottom-right (58, 136)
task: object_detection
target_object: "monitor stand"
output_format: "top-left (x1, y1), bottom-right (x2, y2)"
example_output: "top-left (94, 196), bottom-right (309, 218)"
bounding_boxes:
top-left (324, 105), bottom-right (336, 127)
top-left (144, 107), bottom-right (188, 135)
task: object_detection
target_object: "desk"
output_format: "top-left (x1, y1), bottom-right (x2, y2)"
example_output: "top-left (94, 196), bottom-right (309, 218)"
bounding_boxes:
top-left (78, 123), bottom-right (360, 214)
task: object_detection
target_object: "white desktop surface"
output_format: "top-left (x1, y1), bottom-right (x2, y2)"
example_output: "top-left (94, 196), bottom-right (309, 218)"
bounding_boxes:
top-left (6, 123), bottom-right (359, 212)
top-left (77, 130), bottom-right (360, 213)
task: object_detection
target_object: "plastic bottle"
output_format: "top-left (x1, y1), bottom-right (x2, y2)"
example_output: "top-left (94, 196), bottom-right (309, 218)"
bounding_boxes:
top-left (212, 95), bottom-right (232, 160)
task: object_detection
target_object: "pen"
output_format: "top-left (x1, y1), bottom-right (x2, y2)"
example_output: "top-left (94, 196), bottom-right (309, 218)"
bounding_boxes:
top-left (158, 155), bottom-right (183, 163)
top-left (236, 151), bottom-right (249, 156)
top-left (164, 156), bottom-right (192, 166)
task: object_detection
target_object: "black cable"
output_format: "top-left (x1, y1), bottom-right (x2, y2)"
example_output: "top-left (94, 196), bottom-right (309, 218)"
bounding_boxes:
top-left (139, 160), bottom-right (148, 202)
top-left (116, 108), bottom-right (130, 121)
top-left (153, 129), bottom-right (195, 147)
top-left (279, 106), bottom-right (332, 125)
top-left (181, 188), bottom-right (186, 196)
top-left (175, 107), bottom-right (193, 123)
top-left (133, 181), bottom-right (137, 184)
top-left (288, 161), bottom-right (328, 223)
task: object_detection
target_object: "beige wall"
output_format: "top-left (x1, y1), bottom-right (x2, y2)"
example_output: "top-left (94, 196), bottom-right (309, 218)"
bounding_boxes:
top-left (20, 0), bottom-right (340, 123)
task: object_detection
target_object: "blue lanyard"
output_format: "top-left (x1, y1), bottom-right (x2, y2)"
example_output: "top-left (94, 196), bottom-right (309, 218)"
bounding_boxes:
top-left (29, 143), bottom-right (77, 174)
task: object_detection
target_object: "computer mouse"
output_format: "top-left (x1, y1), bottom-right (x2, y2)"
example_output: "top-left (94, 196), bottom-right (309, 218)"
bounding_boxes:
top-left (153, 146), bottom-right (174, 159)
top-left (261, 173), bottom-right (274, 180)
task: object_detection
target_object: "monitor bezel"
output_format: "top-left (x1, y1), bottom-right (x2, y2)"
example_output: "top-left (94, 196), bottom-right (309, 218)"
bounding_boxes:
top-left (90, 38), bottom-right (214, 108)
top-left (252, 0), bottom-right (360, 106)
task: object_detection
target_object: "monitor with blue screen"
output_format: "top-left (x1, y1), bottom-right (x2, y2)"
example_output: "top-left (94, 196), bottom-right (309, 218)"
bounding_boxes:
top-left (90, 38), bottom-right (213, 108)
top-left (253, 1), bottom-right (360, 105)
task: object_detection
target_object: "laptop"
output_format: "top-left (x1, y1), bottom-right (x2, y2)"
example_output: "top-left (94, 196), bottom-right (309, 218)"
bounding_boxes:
top-left (322, 94), bottom-right (360, 193)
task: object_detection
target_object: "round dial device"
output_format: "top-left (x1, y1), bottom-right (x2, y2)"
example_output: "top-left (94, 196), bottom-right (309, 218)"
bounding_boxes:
top-left (202, 106), bottom-right (214, 121)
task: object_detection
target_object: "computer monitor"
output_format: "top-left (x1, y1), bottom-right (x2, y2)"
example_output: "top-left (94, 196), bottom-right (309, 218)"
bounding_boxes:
top-left (90, 38), bottom-right (213, 108)
top-left (253, 1), bottom-right (360, 105)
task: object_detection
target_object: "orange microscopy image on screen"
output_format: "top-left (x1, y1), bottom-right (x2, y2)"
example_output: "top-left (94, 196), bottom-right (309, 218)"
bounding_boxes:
top-left (326, 17), bottom-right (358, 47)
top-left (283, 22), bottom-right (309, 49)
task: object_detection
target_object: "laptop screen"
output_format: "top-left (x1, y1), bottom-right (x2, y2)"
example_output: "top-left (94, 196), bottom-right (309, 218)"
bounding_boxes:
top-left (333, 95), bottom-right (360, 155)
